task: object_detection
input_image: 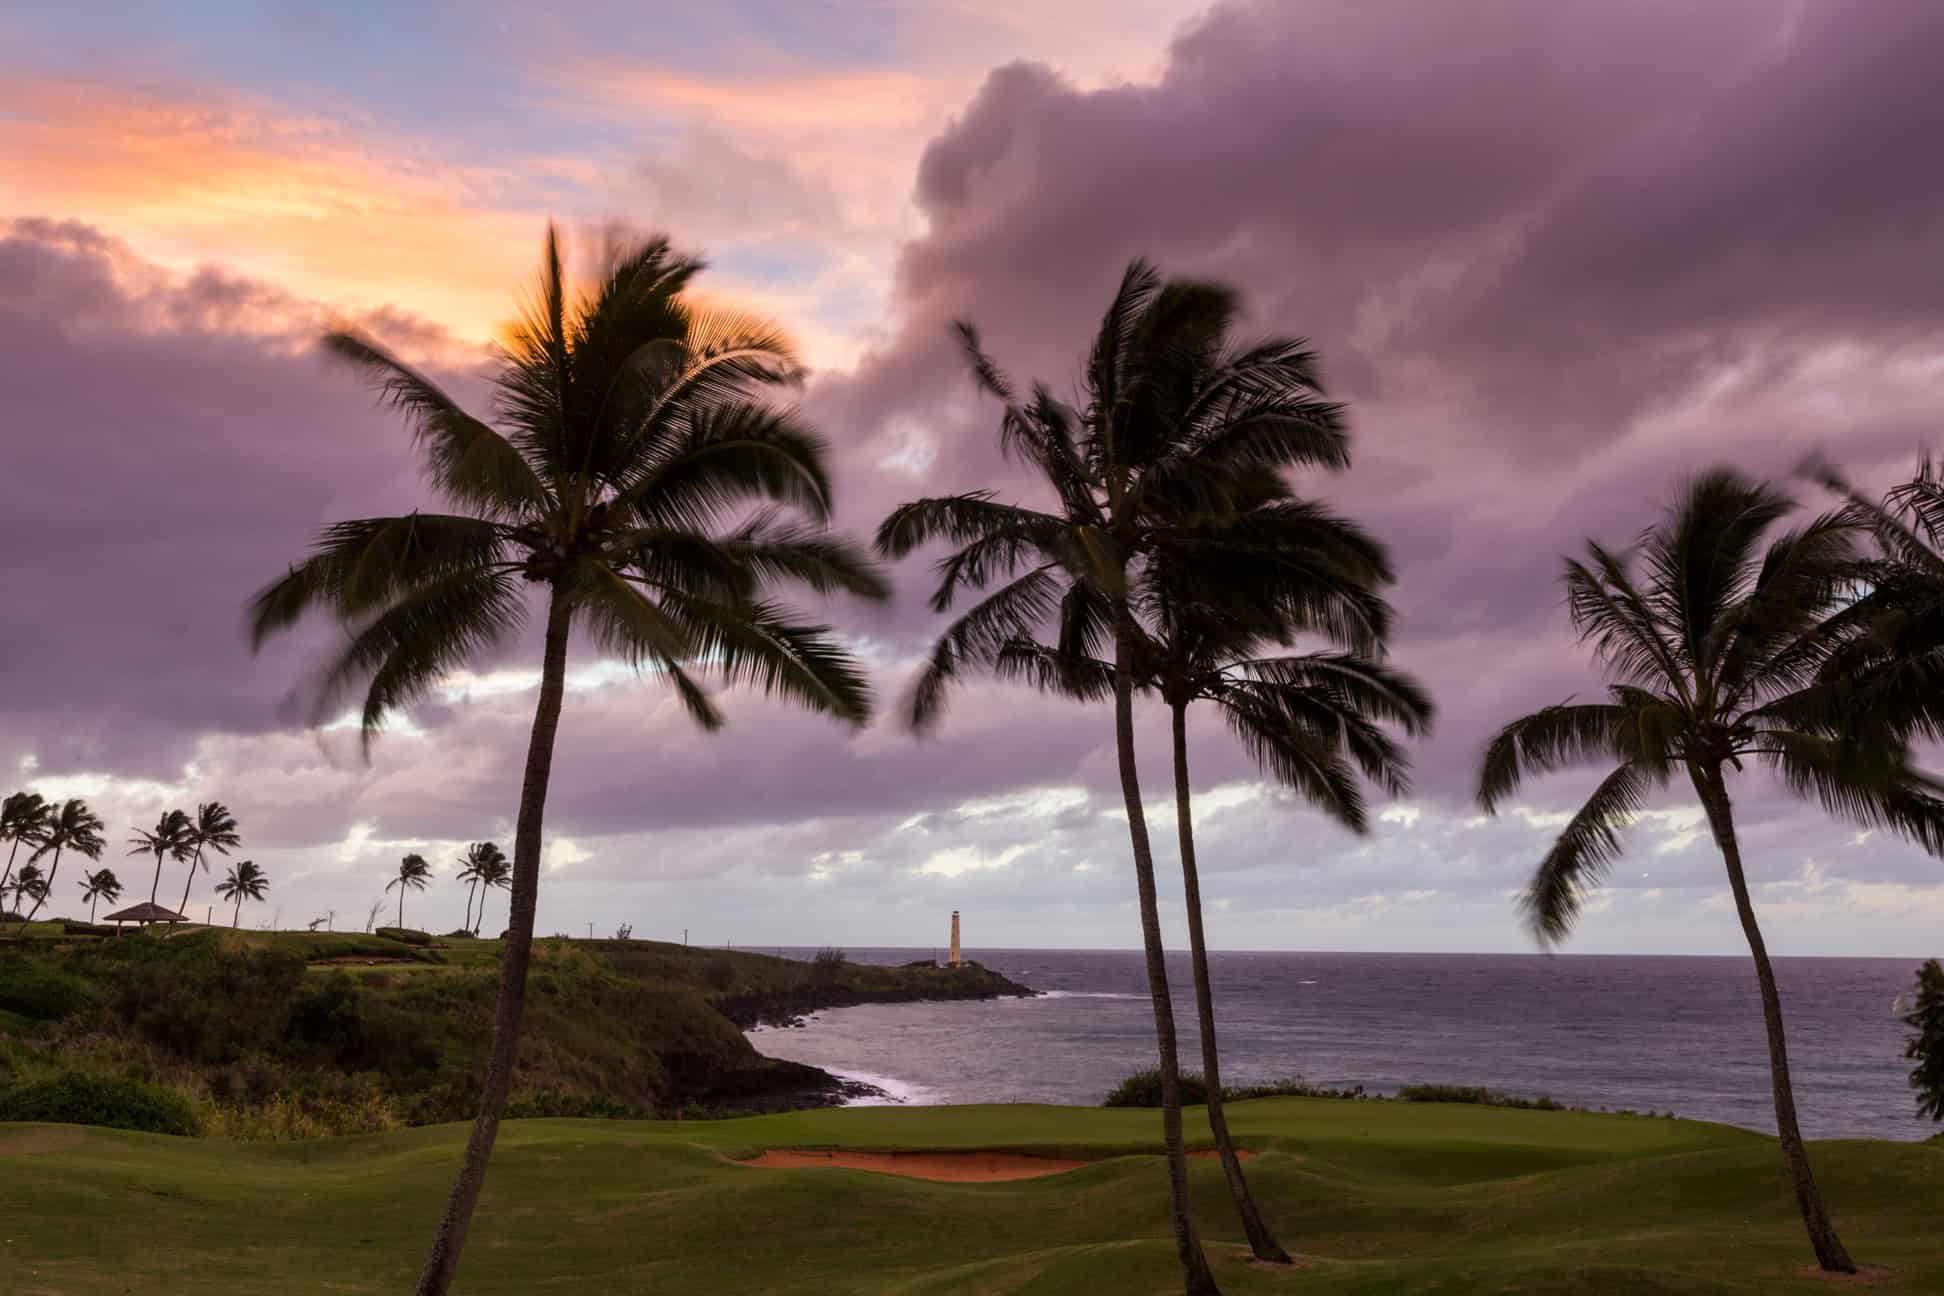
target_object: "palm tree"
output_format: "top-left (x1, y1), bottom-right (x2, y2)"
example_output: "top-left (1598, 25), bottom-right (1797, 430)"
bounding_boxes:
top-left (386, 853), bottom-right (432, 928)
top-left (25, 799), bottom-right (106, 925)
top-left (474, 850), bottom-right (512, 936)
top-left (176, 801), bottom-right (241, 922)
top-left (1476, 469), bottom-right (1944, 1274)
top-left (129, 810), bottom-right (193, 907)
top-left (1, 792), bottom-right (52, 916)
top-left (455, 842), bottom-right (504, 934)
top-left (7, 864), bottom-right (47, 925)
top-left (248, 224), bottom-right (884, 1295)
top-left (215, 860), bottom-right (269, 927)
top-left (79, 868), bottom-right (122, 922)
top-left (879, 261), bottom-right (1351, 1294)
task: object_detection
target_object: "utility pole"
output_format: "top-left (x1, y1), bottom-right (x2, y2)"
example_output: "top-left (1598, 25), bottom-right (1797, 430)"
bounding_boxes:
top-left (683, 928), bottom-right (688, 946)
top-left (587, 922), bottom-right (594, 940)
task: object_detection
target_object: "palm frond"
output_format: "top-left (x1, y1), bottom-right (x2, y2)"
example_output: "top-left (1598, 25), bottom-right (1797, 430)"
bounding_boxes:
top-left (1521, 761), bottom-right (1664, 945)
top-left (904, 565), bottom-right (1063, 732)
top-left (1477, 703), bottom-right (1637, 812)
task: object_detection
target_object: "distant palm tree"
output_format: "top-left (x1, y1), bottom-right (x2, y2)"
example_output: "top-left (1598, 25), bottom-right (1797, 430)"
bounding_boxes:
top-left (249, 224), bottom-right (884, 1296)
top-left (880, 262), bottom-right (1352, 1295)
top-left (387, 854), bottom-right (432, 929)
top-left (1, 791), bottom-right (52, 917)
top-left (129, 810), bottom-right (193, 907)
top-left (1477, 469), bottom-right (1944, 1274)
top-left (25, 799), bottom-right (106, 925)
top-left (474, 850), bottom-right (512, 936)
top-left (8, 864), bottom-right (47, 924)
top-left (176, 801), bottom-right (241, 923)
top-left (215, 860), bottom-right (269, 927)
top-left (455, 842), bottom-right (504, 934)
top-left (79, 868), bottom-right (122, 922)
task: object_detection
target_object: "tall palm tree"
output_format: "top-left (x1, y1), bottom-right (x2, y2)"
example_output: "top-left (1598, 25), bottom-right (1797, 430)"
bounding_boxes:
top-left (386, 853), bottom-right (432, 928)
top-left (25, 799), bottom-right (106, 925)
top-left (455, 842), bottom-right (504, 934)
top-left (1476, 469), bottom-right (1944, 1274)
top-left (249, 224), bottom-right (884, 1295)
top-left (474, 850), bottom-right (512, 936)
top-left (1, 792), bottom-right (52, 916)
top-left (176, 801), bottom-right (241, 923)
top-left (79, 868), bottom-right (122, 923)
top-left (129, 810), bottom-right (193, 907)
top-left (879, 261), bottom-right (1350, 1294)
top-left (215, 859), bottom-right (269, 927)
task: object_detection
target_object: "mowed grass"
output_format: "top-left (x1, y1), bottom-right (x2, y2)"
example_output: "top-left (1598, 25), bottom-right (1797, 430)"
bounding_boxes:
top-left (4, 1099), bottom-right (1939, 1294)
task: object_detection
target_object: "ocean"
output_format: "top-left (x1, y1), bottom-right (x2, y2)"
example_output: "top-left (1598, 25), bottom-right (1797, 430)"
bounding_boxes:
top-left (743, 948), bottom-right (1935, 1141)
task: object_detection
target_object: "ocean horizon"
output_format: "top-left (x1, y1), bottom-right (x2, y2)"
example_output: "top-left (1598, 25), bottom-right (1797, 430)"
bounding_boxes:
top-left (743, 947), bottom-right (1934, 1142)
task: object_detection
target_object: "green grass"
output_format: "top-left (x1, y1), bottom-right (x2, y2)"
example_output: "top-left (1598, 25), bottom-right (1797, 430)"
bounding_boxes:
top-left (4, 1099), bottom-right (1939, 1293)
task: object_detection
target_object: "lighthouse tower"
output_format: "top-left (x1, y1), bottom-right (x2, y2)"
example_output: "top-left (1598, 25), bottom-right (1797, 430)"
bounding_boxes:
top-left (949, 910), bottom-right (962, 967)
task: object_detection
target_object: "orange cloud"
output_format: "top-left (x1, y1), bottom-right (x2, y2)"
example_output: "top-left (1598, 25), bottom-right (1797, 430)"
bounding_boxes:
top-left (0, 77), bottom-right (556, 342)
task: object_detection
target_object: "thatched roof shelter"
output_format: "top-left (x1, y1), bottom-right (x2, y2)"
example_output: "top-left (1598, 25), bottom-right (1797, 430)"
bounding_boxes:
top-left (101, 901), bottom-right (189, 926)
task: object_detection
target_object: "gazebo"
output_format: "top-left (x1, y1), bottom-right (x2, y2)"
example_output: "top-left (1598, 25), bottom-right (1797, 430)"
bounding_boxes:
top-left (101, 901), bottom-right (190, 929)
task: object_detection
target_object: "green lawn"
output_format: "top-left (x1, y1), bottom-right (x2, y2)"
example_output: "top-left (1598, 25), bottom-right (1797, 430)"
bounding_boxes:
top-left (4, 1099), bottom-right (1938, 1293)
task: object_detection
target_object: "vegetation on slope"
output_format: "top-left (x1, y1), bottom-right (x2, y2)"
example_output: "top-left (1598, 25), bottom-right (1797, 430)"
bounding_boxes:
top-left (0, 928), bottom-right (1031, 1137)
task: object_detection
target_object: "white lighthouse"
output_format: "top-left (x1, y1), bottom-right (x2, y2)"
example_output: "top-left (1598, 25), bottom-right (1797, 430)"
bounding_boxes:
top-left (949, 910), bottom-right (962, 967)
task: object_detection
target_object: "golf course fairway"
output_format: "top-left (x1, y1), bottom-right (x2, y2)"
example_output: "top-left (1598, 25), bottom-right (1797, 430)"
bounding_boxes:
top-left (4, 1099), bottom-right (1939, 1293)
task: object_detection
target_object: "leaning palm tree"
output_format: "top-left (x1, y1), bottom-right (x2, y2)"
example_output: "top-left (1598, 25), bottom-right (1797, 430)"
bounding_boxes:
top-left (455, 842), bottom-right (504, 934)
top-left (176, 801), bottom-right (241, 923)
top-left (474, 850), bottom-right (512, 936)
top-left (249, 224), bottom-right (884, 1295)
top-left (129, 809), bottom-right (193, 907)
top-left (79, 868), bottom-right (123, 922)
top-left (24, 798), bottom-right (106, 925)
top-left (879, 261), bottom-right (1350, 1294)
top-left (386, 853), bottom-right (432, 929)
top-left (1, 792), bottom-right (52, 915)
top-left (215, 859), bottom-right (269, 927)
top-left (1477, 469), bottom-right (1944, 1274)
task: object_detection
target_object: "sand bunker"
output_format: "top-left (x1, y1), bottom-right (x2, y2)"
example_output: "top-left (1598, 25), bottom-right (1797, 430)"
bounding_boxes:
top-left (741, 1147), bottom-right (1253, 1182)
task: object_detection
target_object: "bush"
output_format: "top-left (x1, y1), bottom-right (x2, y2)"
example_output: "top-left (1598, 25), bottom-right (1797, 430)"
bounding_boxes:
top-left (376, 927), bottom-right (431, 947)
top-left (61, 921), bottom-right (114, 938)
top-left (1103, 1069), bottom-right (1211, 1107)
top-left (443, 929), bottom-right (476, 940)
top-left (0, 1072), bottom-right (196, 1135)
top-left (1397, 1084), bottom-right (1561, 1110)
top-left (0, 959), bottom-right (99, 1022)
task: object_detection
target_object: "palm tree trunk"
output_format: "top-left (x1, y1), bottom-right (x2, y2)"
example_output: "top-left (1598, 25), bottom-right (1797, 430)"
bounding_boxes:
top-left (177, 845), bottom-right (203, 922)
top-left (90, 894), bottom-right (98, 922)
top-left (398, 888), bottom-right (405, 930)
top-left (1692, 763), bottom-right (1854, 1273)
top-left (25, 846), bottom-right (61, 925)
top-left (0, 837), bottom-right (21, 918)
top-left (1171, 701), bottom-right (1289, 1264)
top-left (416, 589), bottom-right (573, 1296)
top-left (149, 854), bottom-right (163, 905)
top-left (1115, 622), bottom-right (1221, 1295)
top-left (234, 896), bottom-right (243, 927)
top-left (466, 881), bottom-right (478, 935)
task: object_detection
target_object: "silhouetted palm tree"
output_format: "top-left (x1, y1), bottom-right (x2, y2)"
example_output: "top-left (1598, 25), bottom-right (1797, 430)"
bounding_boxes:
top-left (25, 799), bottom-right (105, 925)
top-left (1, 792), bottom-right (51, 918)
top-left (386, 853), bottom-right (432, 928)
top-left (79, 868), bottom-right (122, 923)
top-left (129, 810), bottom-right (193, 907)
top-left (177, 801), bottom-right (241, 923)
top-left (474, 851), bottom-right (512, 936)
top-left (880, 261), bottom-right (1352, 1294)
top-left (1477, 469), bottom-right (1944, 1273)
top-left (7, 864), bottom-right (47, 925)
top-left (455, 842), bottom-right (504, 934)
top-left (216, 859), bottom-right (269, 927)
top-left (249, 225), bottom-right (885, 1295)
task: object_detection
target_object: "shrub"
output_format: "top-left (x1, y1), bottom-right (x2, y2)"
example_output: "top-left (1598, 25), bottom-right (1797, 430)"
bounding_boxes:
top-left (1397, 1084), bottom-right (1561, 1110)
top-left (1103, 1069), bottom-right (1211, 1107)
top-left (1904, 959), bottom-right (1944, 1123)
top-left (443, 929), bottom-right (476, 940)
top-left (704, 958), bottom-right (739, 992)
top-left (375, 927), bottom-right (432, 947)
top-left (0, 959), bottom-right (99, 1022)
top-left (61, 921), bottom-right (114, 938)
top-left (0, 1072), bottom-right (196, 1135)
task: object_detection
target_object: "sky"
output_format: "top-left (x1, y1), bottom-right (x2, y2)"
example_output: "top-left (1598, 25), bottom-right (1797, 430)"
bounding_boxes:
top-left (3, 0), bottom-right (1943, 956)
